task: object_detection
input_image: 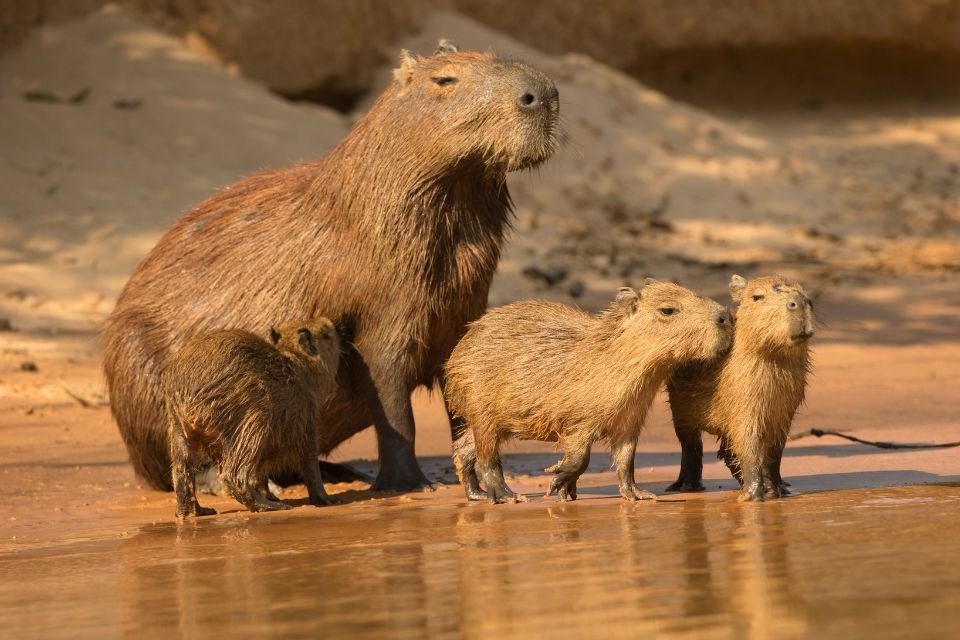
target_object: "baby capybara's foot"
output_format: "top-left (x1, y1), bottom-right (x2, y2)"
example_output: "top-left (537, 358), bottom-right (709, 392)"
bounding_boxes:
top-left (621, 486), bottom-right (657, 501)
top-left (250, 499), bottom-right (294, 512)
top-left (177, 503), bottom-right (217, 519)
top-left (738, 480), bottom-right (766, 502)
top-left (486, 484), bottom-right (526, 504)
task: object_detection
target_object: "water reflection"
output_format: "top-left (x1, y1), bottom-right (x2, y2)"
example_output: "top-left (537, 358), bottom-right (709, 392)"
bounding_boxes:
top-left (2, 485), bottom-right (959, 639)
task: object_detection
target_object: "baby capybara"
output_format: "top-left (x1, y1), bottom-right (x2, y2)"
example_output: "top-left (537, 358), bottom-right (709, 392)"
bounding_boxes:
top-left (444, 280), bottom-right (733, 503)
top-left (103, 41), bottom-right (560, 492)
top-left (666, 275), bottom-right (814, 501)
top-left (165, 319), bottom-right (340, 517)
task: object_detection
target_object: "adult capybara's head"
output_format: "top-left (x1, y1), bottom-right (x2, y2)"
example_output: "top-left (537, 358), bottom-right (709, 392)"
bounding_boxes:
top-left (270, 318), bottom-right (341, 376)
top-left (614, 279), bottom-right (733, 363)
top-left (729, 275), bottom-right (815, 352)
top-left (382, 40), bottom-right (560, 173)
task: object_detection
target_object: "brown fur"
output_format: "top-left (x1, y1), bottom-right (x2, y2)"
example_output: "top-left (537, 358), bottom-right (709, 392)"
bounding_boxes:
top-left (165, 319), bottom-right (340, 516)
top-left (102, 42), bottom-right (560, 492)
top-left (445, 280), bottom-right (733, 503)
top-left (666, 275), bottom-right (814, 501)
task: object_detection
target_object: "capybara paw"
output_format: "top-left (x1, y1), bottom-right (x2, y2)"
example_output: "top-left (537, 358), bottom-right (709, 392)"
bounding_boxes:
top-left (177, 504), bottom-right (217, 519)
top-left (464, 486), bottom-right (489, 501)
top-left (738, 489), bottom-right (765, 503)
top-left (487, 488), bottom-right (525, 504)
top-left (665, 480), bottom-right (706, 492)
top-left (308, 494), bottom-right (336, 507)
top-left (548, 476), bottom-right (578, 501)
top-left (251, 500), bottom-right (293, 512)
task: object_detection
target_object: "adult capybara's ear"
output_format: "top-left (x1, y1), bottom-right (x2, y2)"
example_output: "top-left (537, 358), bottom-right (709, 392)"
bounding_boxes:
top-left (616, 287), bottom-right (640, 316)
top-left (434, 39), bottom-right (459, 54)
top-left (393, 49), bottom-right (417, 86)
top-left (297, 328), bottom-right (319, 357)
top-left (729, 274), bottom-right (747, 304)
top-left (269, 327), bottom-right (281, 345)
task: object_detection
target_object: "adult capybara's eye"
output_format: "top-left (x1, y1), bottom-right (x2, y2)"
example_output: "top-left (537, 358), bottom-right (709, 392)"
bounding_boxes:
top-left (432, 76), bottom-right (458, 87)
top-left (752, 294), bottom-right (765, 302)
top-left (658, 307), bottom-right (677, 316)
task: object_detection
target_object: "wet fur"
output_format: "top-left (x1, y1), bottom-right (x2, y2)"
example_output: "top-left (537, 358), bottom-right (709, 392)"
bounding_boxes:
top-left (666, 275), bottom-right (814, 501)
top-left (103, 44), bottom-right (560, 491)
top-left (166, 319), bottom-right (340, 516)
top-left (445, 281), bottom-right (732, 503)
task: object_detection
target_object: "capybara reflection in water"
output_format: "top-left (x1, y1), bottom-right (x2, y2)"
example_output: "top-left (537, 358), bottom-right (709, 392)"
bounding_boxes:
top-left (165, 319), bottom-right (340, 517)
top-left (666, 275), bottom-right (814, 501)
top-left (445, 280), bottom-right (733, 503)
top-left (103, 40), bottom-right (560, 492)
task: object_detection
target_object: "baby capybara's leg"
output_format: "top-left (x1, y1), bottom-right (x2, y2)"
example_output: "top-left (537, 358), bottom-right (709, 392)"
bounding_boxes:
top-left (546, 442), bottom-right (591, 502)
top-left (300, 452), bottom-right (334, 507)
top-left (169, 426), bottom-right (216, 518)
top-left (717, 437), bottom-right (743, 487)
top-left (612, 436), bottom-right (656, 501)
top-left (730, 438), bottom-right (765, 502)
top-left (667, 423), bottom-right (706, 492)
top-left (451, 420), bottom-right (486, 501)
top-left (474, 425), bottom-right (523, 504)
top-left (220, 471), bottom-right (292, 512)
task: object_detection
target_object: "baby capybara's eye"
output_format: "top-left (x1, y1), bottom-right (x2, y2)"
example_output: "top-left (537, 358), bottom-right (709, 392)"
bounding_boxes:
top-left (432, 76), bottom-right (458, 87)
top-left (752, 294), bottom-right (765, 301)
top-left (658, 307), bottom-right (677, 316)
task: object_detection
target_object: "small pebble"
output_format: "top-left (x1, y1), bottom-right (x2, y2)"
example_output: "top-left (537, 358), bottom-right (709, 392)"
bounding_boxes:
top-left (20, 361), bottom-right (38, 372)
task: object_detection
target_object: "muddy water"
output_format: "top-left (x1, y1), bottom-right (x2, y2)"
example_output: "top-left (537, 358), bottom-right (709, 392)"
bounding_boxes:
top-left (2, 485), bottom-right (959, 639)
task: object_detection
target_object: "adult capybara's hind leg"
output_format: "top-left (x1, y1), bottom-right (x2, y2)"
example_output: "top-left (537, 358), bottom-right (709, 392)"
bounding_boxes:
top-left (104, 318), bottom-right (174, 491)
top-left (169, 426), bottom-right (216, 518)
top-left (666, 424), bottom-right (706, 492)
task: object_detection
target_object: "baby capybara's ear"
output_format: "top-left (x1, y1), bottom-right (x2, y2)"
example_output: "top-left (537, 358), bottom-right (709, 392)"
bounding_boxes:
top-left (616, 287), bottom-right (640, 316)
top-left (393, 49), bottom-right (417, 86)
top-left (297, 328), bottom-right (319, 357)
top-left (729, 275), bottom-right (747, 304)
top-left (269, 327), bottom-right (281, 345)
top-left (434, 39), bottom-right (459, 54)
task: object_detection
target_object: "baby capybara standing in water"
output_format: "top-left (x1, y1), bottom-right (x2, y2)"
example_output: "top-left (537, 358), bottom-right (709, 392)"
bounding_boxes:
top-left (445, 280), bottom-right (733, 503)
top-left (666, 275), bottom-right (814, 501)
top-left (165, 319), bottom-right (340, 517)
top-left (103, 41), bottom-right (559, 492)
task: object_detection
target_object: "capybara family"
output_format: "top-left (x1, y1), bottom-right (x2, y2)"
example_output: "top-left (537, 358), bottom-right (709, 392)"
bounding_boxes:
top-left (445, 280), bottom-right (733, 503)
top-left (666, 275), bottom-right (814, 501)
top-left (165, 319), bottom-right (340, 516)
top-left (103, 41), bottom-right (560, 492)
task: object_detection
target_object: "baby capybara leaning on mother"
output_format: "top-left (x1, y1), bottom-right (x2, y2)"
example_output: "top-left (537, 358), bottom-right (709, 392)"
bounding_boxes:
top-left (103, 41), bottom-right (560, 493)
top-left (166, 319), bottom-right (340, 517)
top-left (666, 275), bottom-right (814, 502)
top-left (445, 280), bottom-right (733, 503)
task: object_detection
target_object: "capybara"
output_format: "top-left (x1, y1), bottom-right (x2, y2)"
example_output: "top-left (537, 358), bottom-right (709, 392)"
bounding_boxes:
top-left (165, 319), bottom-right (340, 517)
top-left (444, 280), bottom-right (733, 503)
top-left (103, 41), bottom-right (560, 492)
top-left (666, 275), bottom-right (814, 501)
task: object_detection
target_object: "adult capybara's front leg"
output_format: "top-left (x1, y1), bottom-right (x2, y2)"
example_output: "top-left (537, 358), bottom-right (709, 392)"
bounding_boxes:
top-left (612, 436), bottom-right (656, 501)
top-left (667, 423), bottom-right (706, 492)
top-left (366, 364), bottom-right (431, 492)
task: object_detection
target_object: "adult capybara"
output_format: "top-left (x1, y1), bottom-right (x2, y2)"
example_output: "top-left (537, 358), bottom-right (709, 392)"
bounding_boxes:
top-left (666, 275), bottom-right (814, 501)
top-left (103, 41), bottom-right (560, 492)
top-left (444, 280), bottom-right (733, 503)
top-left (166, 319), bottom-right (340, 517)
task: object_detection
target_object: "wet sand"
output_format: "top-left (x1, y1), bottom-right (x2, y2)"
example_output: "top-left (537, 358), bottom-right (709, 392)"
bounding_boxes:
top-left (2, 484), bottom-right (959, 639)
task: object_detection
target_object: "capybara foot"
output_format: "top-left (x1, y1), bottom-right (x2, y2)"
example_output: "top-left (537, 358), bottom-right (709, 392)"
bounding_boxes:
top-left (177, 503), bottom-right (217, 519)
top-left (464, 484), bottom-right (489, 501)
top-left (308, 494), bottom-right (337, 507)
top-left (547, 474), bottom-right (579, 501)
top-left (487, 485), bottom-right (526, 504)
top-left (621, 486), bottom-right (657, 501)
top-left (666, 479), bottom-right (706, 492)
top-left (372, 463), bottom-right (434, 493)
top-left (250, 499), bottom-right (294, 512)
top-left (738, 481), bottom-right (766, 502)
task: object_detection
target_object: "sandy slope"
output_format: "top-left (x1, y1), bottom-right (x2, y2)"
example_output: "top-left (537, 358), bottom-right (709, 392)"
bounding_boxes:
top-left (0, 9), bottom-right (958, 551)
